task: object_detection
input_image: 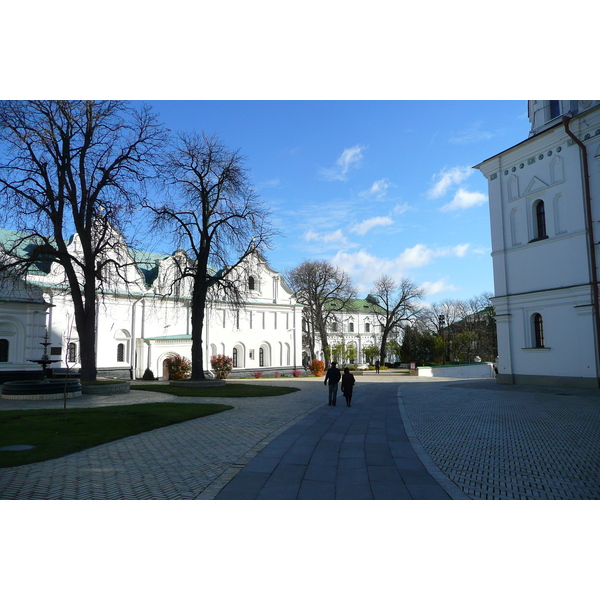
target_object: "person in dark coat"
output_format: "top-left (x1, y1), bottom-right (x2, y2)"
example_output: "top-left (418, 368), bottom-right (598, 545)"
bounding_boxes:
top-left (375, 359), bottom-right (380, 374)
top-left (341, 367), bottom-right (356, 407)
top-left (324, 361), bottom-right (341, 406)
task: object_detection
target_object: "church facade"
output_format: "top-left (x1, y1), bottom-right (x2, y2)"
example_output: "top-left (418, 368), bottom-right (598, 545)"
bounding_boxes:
top-left (476, 100), bottom-right (600, 387)
top-left (0, 228), bottom-right (303, 381)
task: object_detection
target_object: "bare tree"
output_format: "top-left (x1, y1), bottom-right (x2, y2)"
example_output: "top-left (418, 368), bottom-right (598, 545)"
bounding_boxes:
top-left (145, 132), bottom-right (275, 380)
top-left (421, 293), bottom-right (497, 363)
top-left (422, 298), bottom-right (465, 363)
top-left (369, 275), bottom-right (424, 364)
top-left (0, 101), bottom-right (167, 381)
top-left (287, 260), bottom-right (356, 365)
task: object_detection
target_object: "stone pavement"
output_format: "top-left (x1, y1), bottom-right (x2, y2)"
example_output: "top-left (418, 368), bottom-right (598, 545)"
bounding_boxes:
top-left (401, 378), bottom-right (600, 500)
top-left (2, 375), bottom-right (600, 500)
top-left (215, 380), bottom-right (459, 499)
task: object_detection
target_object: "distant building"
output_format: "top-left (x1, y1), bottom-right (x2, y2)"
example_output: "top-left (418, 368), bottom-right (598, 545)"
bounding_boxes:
top-left (310, 297), bottom-right (400, 365)
top-left (0, 227), bottom-right (302, 381)
top-left (476, 100), bottom-right (600, 387)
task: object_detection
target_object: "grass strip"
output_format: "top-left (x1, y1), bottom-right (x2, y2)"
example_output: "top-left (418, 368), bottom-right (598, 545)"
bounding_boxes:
top-left (130, 383), bottom-right (300, 397)
top-left (0, 403), bottom-right (233, 469)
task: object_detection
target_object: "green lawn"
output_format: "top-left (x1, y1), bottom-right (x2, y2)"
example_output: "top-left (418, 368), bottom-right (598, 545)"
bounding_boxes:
top-left (0, 403), bottom-right (233, 468)
top-left (130, 382), bottom-right (301, 397)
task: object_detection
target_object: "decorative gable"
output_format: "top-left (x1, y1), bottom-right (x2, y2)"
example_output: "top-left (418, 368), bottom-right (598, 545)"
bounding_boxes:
top-left (523, 176), bottom-right (549, 196)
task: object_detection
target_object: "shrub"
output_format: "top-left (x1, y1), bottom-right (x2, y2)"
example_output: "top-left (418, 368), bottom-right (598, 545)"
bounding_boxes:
top-left (308, 359), bottom-right (325, 376)
top-left (275, 371), bottom-right (281, 378)
top-left (253, 371), bottom-right (263, 379)
top-left (210, 355), bottom-right (233, 380)
top-left (292, 369), bottom-right (301, 377)
top-left (164, 354), bottom-right (192, 380)
top-left (142, 368), bottom-right (155, 380)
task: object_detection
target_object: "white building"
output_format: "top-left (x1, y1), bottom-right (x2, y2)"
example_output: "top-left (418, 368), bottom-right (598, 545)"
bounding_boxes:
top-left (476, 100), bottom-right (600, 387)
top-left (0, 228), bottom-right (302, 381)
top-left (310, 298), bottom-right (399, 365)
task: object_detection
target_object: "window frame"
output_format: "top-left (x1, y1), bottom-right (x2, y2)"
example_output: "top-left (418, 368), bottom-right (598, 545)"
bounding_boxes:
top-left (533, 313), bottom-right (545, 348)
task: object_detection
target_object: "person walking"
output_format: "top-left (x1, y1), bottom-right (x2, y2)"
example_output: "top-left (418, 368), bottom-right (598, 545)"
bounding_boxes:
top-left (375, 359), bottom-right (380, 374)
top-left (341, 367), bottom-right (356, 407)
top-left (324, 361), bottom-right (341, 406)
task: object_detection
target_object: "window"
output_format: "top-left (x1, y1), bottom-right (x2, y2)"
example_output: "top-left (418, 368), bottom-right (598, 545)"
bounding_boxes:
top-left (365, 322), bottom-right (371, 333)
top-left (549, 100), bottom-right (560, 120)
top-left (233, 347), bottom-right (238, 368)
top-left (67, 342), bottom-right (77, 363)
top-left (533, 313), bottom-right (545, 348)
top-left (331, 318), bottom-right (338, 332)
top-left (117, 343), bottom-right (125, 362)
top-left (259, 347), bottom-right (264, 367)
top-left (248, 276), bottom-right (255, 291)
top-left (532, 200), bottom-right (547, 241)
top-left (349, 322), bottom-right (354, 333)
top-left (0, 339), bottom-right (8, 362)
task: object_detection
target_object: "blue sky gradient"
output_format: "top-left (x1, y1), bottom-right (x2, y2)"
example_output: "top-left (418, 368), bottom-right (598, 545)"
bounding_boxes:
top-left (143, 100), bottom-right (529, 301)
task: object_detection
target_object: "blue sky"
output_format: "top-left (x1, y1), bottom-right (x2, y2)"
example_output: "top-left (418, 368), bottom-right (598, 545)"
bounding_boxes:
top-left (143, 100), bottom-right (529, 302)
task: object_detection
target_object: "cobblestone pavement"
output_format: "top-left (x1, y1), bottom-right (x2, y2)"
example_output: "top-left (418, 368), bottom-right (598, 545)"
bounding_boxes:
top-left (400, 378), bottom-right (600, 500)
top-left (2, 375), bottom-right (600, 500)
top-left (0, 380), bottom-right (325, 500)
top-left (215, 380), bottom-right (458, 500)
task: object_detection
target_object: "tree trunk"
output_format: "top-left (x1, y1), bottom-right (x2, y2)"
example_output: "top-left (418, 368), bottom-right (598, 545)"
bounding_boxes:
top-left (190, 280), bottom-right (208, 380)
top-left (75, 298), bottom-right (98, 381)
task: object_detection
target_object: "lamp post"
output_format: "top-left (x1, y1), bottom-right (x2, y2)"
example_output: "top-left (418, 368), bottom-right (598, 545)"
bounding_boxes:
top-left (439, 314), bottom-right (446, 365)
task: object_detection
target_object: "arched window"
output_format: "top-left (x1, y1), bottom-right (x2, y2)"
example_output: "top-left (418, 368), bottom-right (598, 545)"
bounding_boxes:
top-left (533, 313), bottom-right (545, 348)
top-left (331, 318), bottom-right (338, 332)
top-left (259, 347), bottom-right (264, 367)
top-left (115, 329), bottom-right (130, 364)
top-left (0, 339), bottom-right (8, 362)
top-left (233, 347), bottom-right (238, 368)
top-left (248, 276), bottom-right (255, 291)
top-left (534, 200), bottom-right (547, 240)
top-left (67, 342), bottom-right (77, 363)
top-left (365, 322), bottom-right (371, 333)
top-left (349, 321), bottom-right (354, 333)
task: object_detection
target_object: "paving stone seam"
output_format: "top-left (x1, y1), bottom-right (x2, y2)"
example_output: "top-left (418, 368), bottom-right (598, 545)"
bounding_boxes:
top-left (396, 385), bottom-right (471, 500)
top-left (196, 400), bottom-right (325, 500)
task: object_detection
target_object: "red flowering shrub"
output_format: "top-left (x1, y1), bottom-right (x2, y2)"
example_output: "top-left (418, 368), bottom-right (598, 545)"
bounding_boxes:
top-left (292, 369), bottom-right (301, 377)
top-left (308, 360), bottom-right (325, 376)
top-left (164, 354), bottom-right (192, 380)
top-left (210, 354), bottom-right (233, 380)
top-left (253, 371), bottom-right (263, 379)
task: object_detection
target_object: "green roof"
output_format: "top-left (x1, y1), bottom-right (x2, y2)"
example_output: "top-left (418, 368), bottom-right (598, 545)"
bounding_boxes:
top-left (324, 297), bottom-right (383, 313)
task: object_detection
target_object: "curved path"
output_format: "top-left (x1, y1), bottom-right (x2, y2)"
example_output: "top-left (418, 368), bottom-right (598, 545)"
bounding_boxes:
top-left (3, 375), bottom-right (600, 500)
top-left (214, 380), bottom-right (461, 499)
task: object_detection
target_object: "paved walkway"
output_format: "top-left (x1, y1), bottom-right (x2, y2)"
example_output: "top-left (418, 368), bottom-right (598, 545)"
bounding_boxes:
top-left (2, 375), bottom-right (600, 500)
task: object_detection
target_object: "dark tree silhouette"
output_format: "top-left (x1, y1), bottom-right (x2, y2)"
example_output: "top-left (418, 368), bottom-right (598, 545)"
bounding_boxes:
top-left (0, 100), bottom-right (166, 380)
top-left (146, 132), bottom-right (275, 380)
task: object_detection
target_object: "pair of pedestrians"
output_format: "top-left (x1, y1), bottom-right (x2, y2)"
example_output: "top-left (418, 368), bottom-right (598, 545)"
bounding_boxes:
top-left (323, 361), bottom-right (355, 406)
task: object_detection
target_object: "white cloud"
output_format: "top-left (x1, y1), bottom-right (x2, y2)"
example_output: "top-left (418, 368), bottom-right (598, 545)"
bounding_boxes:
top-left (302, 228), bottom-right (351, 246)
top-left (427, 166), bottom-right (473, 199)
top-left (331, 243), bottom-right (471, 293)
top-left (440, 188), bottom-right (488, 212)
top-left (319, 144), bottom-right (366, 181)
top-left (392, 203), bottom-right (411, 215)
top-left (359, 178), bottom-right (391, 198)
top-left (351, 216), bottom-right (393, 236)
top-left (449, 121), bottom-right (494, 145)
top-left (421, 278), bottom-right (459, 296)
top-left (261, 178), bottom-right (281, 188)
